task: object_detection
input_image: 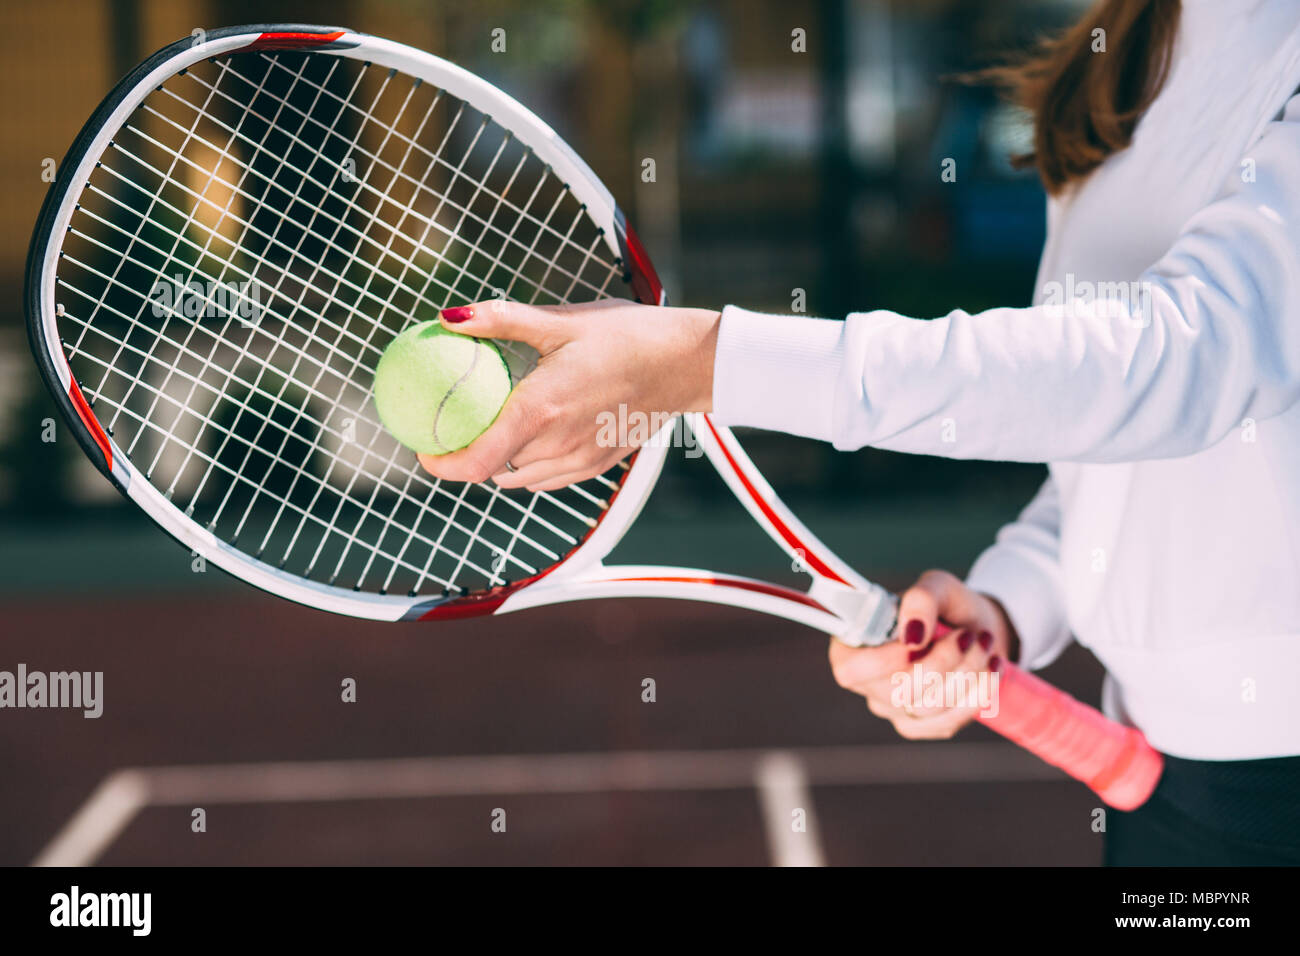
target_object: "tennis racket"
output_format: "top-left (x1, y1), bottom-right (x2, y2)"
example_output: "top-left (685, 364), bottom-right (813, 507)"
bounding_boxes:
top-left (25, 24), bottom-right (1162, 810)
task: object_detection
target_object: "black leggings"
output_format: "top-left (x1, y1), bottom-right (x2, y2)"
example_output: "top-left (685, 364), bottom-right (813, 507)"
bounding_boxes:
top-left (1105, 753), bottom-right (1300, 866)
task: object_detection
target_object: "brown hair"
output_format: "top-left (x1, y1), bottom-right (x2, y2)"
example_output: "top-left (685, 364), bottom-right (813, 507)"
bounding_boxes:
top-left (974, 0), bottom-right (1181, 195)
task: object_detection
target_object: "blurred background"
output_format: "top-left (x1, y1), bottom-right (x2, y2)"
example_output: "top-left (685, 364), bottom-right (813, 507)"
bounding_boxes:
top-left (0, 0), bottom-right (1109, 866)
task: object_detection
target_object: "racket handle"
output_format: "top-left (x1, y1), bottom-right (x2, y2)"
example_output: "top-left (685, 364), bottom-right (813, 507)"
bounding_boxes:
top-left (979, 660), bottom-right (1163, 810)
top-left (921, 622), bottom-right (1161, 808)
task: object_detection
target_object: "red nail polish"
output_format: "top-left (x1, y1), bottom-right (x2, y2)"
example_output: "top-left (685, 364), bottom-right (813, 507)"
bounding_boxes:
top-left (441, 306), bottom-right (474, 323)
top-left (988, 655), bottom-right (1002, 673)
top-left (908, 643), bottom-right (934, 663)
top-left (903, 619), bottom-right (926, 645)
top-left (977, 630), bottom-right (993, 652)
top-left (957, 631), bottom-right (973, 652)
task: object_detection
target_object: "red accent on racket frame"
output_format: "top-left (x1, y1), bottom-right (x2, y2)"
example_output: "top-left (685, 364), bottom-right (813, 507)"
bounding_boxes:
top-left (700, 416), bottom-right (850, 586)
top-left (245, 31), bottom-right (348, 51)
top-left (616, 215), bottom-right (665, 306)
top-left (414, 546), bottom-right (563, 621)
top-left (414, 456), bottom-right (640, 621)
top-left (68, 378), bottom-right (112, 471)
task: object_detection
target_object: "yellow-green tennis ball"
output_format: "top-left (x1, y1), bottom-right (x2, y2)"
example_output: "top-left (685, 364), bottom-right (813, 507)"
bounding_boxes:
top-left (372, 320), bottom-right (511, 456)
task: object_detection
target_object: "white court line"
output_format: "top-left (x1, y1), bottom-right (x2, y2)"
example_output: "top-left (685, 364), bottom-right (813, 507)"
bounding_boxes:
top-left (33, 741), bottom-right (1065, 866)
top-left (755, 751), bottom-right (824, 867)
top-left (32, 770), bottom-right (151, 868)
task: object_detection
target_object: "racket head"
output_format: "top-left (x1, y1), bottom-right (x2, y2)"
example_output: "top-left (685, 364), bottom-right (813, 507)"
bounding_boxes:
top-left (25, 24), bottom-right (667, 620)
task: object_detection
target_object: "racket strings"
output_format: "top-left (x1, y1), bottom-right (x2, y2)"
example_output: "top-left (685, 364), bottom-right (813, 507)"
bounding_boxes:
top-left (116, 61), bottom-right (618, 425)
top-left (54, 48), bottom-right (630, 599)
top-left (58, 270), bottom-right (556, 595)
top-left (83, 60), bottom-right (618, 418)
top-left (60, 263), bottom-right (601, 546)
top-left (58, 225), bottom-right (574, 587)
top-left (201, 61), bottom-right (452, 562)
top-left (172, 57), bottom-right (620, 318)
top-left (250, 52), bottom-right (620, 302)
top-left (59, 332), bottom-right (569, 584)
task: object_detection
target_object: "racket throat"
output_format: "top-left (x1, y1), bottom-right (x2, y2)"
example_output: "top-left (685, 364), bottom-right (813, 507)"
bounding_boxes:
top-left (808, 578), bottom-right (896, 647)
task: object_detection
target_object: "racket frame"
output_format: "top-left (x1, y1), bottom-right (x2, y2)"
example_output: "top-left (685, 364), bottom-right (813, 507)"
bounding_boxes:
top-left (28, 23), bottom-right (875, 635)
top-left (27, 24), bottom-right (656, 621)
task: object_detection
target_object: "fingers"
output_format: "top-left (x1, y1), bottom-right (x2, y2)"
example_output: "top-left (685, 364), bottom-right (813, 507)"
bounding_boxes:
top-left (418, 296), bottom-right (667, 487)
top-left (416, 397), bottom-right (533, 483)
top-left (895, 569), bottom-right (954, 649)
top-left (418, 390), bottom-right (631, 491)
top-left (830, 619), bottom-right (997, 740)
top-left (516, 462), bottom-right (624, 492)
top-left (439, 299), bottom-right (572, 353)
top-left (888, 703), bottom-right (982, 741)
top-left (896, 568), bottom-right (991, 652)
top-left (896, 627), bottom-right (996, 719)
top-left (827, 635), bottom-right (909, 692)
top-left (493, 448), bottom-right (630, 491)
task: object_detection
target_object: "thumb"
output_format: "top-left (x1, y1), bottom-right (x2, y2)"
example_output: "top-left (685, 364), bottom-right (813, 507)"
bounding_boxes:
top-left (440, 299), bottom-right (569, 353)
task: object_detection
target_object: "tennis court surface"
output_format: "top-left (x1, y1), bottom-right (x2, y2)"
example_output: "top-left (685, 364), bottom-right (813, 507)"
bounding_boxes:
top-left (1, 506), bottom-right (1107, 866)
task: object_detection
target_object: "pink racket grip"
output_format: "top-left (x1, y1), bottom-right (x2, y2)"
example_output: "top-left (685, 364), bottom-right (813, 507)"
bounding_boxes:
top-left (932, 624), bottom-right (1163, 810)
top-left (981, 661), bottom-right (1162, 810)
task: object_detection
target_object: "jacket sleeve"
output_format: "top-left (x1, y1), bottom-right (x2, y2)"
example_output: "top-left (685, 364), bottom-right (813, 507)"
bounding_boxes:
top-left (711, 92), bottom-right (1300, 462)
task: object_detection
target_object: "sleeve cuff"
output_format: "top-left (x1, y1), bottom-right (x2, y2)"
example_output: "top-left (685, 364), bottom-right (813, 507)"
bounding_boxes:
top-left (711, 306), bottom-right (845, 441)
top-left (965, 546), bottom-right (1073, 671)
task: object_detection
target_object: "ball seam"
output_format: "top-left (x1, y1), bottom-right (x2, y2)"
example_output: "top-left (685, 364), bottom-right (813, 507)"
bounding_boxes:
top-left (430, 344), bottom-right (482, 454)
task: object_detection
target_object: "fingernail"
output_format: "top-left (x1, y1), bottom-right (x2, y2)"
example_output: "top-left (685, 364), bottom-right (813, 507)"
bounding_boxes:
top-left (988, 656), bottom-right (1002, 673)
top-left (957, 631), bottom-right (973, 652)
top-left (903, 619), bottom-right (926, 645)
top-left (977, 630), bottom-right (993, 652)
top-left (441, 306), bottom-right (474, 323)
top-left (908, 643), bottom-right (934, 663)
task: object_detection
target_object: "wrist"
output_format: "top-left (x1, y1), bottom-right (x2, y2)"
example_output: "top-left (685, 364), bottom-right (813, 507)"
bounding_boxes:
top-left (683, 308), bottom-right (720, 413)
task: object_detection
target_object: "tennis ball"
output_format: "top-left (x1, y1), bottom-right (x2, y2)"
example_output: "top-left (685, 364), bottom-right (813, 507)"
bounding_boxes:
top-left (371, 320), bottom-right (512, 456)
